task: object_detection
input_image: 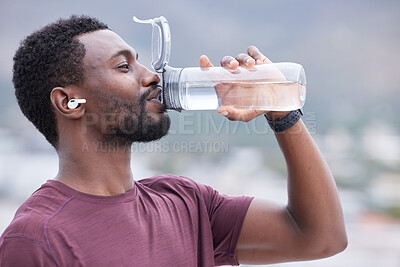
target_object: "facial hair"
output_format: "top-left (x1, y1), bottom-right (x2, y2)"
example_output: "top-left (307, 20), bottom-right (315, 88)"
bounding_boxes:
top-left (94, 88), bottom-right (171, 144)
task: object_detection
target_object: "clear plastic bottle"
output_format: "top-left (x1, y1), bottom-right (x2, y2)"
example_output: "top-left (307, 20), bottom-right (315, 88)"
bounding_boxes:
top-left (133, 16), bottom-right (306, 111)
top-left (162, 63), bottom-right (306, 111)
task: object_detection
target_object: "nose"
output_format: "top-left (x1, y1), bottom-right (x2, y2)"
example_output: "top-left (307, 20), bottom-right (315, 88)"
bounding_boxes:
top-left (140, 65), bottom-right (161, 87)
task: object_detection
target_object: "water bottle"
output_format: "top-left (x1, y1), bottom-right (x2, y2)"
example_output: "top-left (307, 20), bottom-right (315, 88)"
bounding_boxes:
top-left (133, 16), bottom-right (306, 111)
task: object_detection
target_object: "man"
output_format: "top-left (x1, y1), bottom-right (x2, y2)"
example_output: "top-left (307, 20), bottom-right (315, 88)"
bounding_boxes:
top-left (0, 15), bottom-right (347, 266)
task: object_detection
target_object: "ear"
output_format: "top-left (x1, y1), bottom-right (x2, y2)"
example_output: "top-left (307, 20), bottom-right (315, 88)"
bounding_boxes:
top-left (50, 87), bottom-right (86, 119)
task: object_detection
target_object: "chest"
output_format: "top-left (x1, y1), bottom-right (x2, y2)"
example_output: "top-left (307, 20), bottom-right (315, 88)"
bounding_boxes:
top-left (47, 194), bottom-right (214, 266)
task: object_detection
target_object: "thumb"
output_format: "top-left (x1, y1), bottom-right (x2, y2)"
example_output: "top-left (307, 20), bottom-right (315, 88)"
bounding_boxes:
top-left (218, 106), bottom-right (265, 122)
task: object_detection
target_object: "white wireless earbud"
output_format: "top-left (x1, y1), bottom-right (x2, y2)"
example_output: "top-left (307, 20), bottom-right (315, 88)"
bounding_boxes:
top-left (67, 99), bottom-right (86, 109)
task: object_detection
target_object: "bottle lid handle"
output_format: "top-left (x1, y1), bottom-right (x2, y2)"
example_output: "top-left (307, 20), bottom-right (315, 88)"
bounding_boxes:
top-left (133, 16), bottom-right (171, 73)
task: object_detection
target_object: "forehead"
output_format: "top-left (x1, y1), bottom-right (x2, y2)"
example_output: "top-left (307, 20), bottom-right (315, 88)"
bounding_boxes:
top-left (77, 30), bottom-right (135, 65)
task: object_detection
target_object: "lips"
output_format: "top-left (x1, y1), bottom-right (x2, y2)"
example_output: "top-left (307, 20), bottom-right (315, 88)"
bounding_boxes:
top-left (146, 87), bottom-right (162, 105)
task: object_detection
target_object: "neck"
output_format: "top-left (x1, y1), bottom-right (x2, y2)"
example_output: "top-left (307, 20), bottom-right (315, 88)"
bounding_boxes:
top-left (55, 137), bottom-right (134, 196)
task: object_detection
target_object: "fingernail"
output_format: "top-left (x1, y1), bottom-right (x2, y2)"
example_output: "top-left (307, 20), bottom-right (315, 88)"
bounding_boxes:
top-left (221, 111), bottom-right (229, 116)
top-left (229, 60), bottom-right (235, 67)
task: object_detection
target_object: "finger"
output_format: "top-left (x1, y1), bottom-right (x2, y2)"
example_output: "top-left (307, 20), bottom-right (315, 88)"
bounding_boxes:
top-left (220, 56), bottom-right (239, 70)
top-left (200, 55), bottom-right (214, 68)
top-left (218, 106), bottom-right (265, 122)
top-left (235, 53), bottom-right (255, 68)
top-left (218, 106), bottom-right (241, 121)
top-left (247, 45), bottom-right (272, 64)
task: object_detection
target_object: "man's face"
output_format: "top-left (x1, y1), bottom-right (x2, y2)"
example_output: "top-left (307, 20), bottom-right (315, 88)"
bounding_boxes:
top-left (77, 30), bottom-right (170, 143)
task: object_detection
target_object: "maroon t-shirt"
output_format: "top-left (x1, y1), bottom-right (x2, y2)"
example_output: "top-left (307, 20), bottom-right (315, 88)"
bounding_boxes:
top-left (0, 175), bottom-right (253, 266)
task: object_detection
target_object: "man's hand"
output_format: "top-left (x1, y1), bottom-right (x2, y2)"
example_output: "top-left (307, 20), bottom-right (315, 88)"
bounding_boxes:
top-left (200, 46), bottom-right (287, 122)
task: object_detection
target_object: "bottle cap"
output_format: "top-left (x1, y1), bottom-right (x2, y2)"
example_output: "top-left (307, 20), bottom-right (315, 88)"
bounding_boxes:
top-left (133, 16), bottom-right (171, 73)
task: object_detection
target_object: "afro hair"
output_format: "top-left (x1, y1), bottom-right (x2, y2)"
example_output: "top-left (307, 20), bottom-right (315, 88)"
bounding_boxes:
top-left (13, 15), bottom-right (108, 148)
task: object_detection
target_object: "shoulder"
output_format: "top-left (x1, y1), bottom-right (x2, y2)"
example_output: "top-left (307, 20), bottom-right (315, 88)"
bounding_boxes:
top-left (1, 181), bottom-right (71, 243)
top-left (137, 175), bottom-right (229, 212)
top-left (0, 233), bottom-right (57, 266)
top-left (137, 174), bottom-right (215, 203)
top-left (139, 174), bottom-right (199, 190)
top-left (138, 174), bottom-right (212, 195)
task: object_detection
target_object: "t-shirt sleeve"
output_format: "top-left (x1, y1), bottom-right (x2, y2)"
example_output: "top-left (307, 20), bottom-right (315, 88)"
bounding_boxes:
top-left (194, 180), bottom-right (254, 266)
top-left (0, 235), bottom-right (57, 267)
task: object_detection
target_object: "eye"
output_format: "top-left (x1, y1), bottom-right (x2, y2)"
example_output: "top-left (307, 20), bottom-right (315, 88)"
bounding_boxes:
top-left (118, 63), bottom-right (131, 71)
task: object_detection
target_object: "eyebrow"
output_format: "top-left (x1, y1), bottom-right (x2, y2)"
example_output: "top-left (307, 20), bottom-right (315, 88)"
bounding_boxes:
top-left (109, 49), bottom-right (138, 61)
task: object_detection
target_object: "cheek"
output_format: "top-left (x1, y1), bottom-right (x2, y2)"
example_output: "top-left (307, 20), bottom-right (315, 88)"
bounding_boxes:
top-left (85, 68), bottom-right (140, 96)
top-left (106, 76), bottom-right (142, 101)
top-left (82, 69), bottom-right (144, 113)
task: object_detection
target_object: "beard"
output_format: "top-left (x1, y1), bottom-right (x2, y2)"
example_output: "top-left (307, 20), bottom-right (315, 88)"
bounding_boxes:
top-left (94, 88), bottom-right (171, 144)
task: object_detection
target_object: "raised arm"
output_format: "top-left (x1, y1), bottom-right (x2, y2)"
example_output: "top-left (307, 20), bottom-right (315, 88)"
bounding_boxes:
top-left (200, 47), bottom-right (347, 264)
top-left (235, 117), bottom-right (347, 264)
